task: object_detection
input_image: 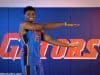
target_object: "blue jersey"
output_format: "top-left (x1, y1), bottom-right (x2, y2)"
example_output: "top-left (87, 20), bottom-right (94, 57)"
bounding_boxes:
top-left (21, 30), bottom-right (42, 65)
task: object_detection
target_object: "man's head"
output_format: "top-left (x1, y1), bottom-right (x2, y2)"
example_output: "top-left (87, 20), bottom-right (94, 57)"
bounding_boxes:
top-left (24, 6), bottom-right (36, 22)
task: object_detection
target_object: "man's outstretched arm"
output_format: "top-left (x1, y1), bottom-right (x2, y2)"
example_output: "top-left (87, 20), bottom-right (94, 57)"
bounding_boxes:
top-left (43, 33), bottom-right (79, 47)
top-left (20, 22), bottom-right (80, 32)
top-left (42, 22), bottom-right (80, 29)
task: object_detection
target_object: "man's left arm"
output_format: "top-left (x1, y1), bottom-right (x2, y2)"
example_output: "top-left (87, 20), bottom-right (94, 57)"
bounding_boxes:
top-left (42, 22), bottom-right (80, 29)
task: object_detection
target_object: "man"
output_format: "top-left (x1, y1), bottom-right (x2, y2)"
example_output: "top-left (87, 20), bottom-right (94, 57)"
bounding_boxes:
top-left (19, 6), bottom-right (79, 75)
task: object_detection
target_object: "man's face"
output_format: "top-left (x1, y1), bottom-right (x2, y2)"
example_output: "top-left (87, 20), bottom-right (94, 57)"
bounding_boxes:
top-left (25, 10), bottom-right (35, 22)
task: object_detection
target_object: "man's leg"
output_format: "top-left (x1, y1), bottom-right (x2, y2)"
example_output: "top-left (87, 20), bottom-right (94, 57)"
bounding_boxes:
top-left (36, 63), bottom-right (44, 75)
top-left (30, 64), bottom-right (37, 75)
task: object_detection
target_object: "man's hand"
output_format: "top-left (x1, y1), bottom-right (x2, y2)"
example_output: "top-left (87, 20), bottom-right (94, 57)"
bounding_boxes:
top-left (65, 22), bottom-right (80, 27)
top-left (67, 42), bottom-right (80, 47)
top-left (68, 23), bottom-right (80, 26)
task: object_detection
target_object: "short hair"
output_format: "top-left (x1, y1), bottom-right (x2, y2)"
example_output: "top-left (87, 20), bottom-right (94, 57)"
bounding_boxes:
top-left (24, 6), bottom-right (35, 14)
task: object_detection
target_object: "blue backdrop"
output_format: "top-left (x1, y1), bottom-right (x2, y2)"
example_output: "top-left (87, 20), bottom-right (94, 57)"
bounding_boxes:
top-left (0, 8), bottom-right (100, 75)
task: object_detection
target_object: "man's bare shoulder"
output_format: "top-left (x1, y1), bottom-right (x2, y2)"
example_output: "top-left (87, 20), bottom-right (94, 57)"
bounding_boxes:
top-left (20, 21), bottom-right (29, 26)
top-left (34, 23), bottom-right (40, 26)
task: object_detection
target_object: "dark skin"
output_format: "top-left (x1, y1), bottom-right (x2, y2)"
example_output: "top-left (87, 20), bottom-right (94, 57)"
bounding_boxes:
top-left (19, 10), bottom-right (79, 75)
top-left (19, 10), bottom-right (79, 47)
top-left (19, 22), bottom-right (79, 47)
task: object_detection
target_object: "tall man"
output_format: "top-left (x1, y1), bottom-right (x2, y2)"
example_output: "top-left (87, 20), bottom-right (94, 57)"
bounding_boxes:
top-left (19, 6), bottom-right (79, 75)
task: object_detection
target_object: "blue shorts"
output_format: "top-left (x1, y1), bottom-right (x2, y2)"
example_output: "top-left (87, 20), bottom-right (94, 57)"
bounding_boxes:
top-left (21, 52), bottom-right (44, 75)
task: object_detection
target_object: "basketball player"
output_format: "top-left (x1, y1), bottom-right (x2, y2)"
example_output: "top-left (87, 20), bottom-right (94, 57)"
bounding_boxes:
top-left (19, 6), bottom-right (79, 75)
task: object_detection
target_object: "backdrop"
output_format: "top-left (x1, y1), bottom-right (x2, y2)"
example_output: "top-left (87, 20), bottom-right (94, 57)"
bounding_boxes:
top-left (0, 8), bottom-right (100, 75)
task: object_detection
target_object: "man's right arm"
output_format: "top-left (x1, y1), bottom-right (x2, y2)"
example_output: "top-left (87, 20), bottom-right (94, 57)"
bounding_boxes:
top-left (19, 22), bottom-right (29, 47)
